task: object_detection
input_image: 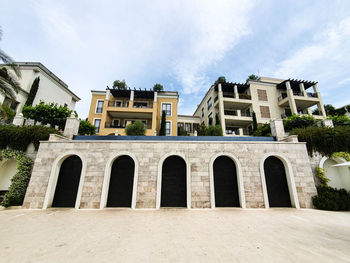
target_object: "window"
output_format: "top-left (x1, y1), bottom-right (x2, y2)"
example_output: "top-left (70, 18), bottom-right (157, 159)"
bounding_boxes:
top-left (115, 101), bottom-right (122, 107)
top-left (260, 106), bottom-right (271, 118)
top-left (94, 119), bottom-right (101, 133)
top-left (207, 97), bottom-right (212, 110)
top-left (3, 97), bottom-right (19, 112)
top-left (166, 121), bottom-right (171, 135)
top-left (178, 122), bottom-right (184, 128)
top-left (208, 112), bottom-right (213, 126)
top-left (257, 89), bottom-right (268, 101)
top-left (96, 100), bottom-right (104, 113)
top-left (185, 123), bottom-right (191, 133)
top-left (112, 119), bottom-right (120, 128)
top-left (193, 123), bottom-right (199, 133)
top-left (201, 108), bottom-right (204, 118)
top-left (162, 103), bottom-right (172, 116)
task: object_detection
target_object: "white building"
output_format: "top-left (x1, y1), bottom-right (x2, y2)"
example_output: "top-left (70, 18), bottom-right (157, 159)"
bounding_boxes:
top-left (1, 62), bottom-right (80, 115)
top-left (193, 77), bottom-right (327, 136)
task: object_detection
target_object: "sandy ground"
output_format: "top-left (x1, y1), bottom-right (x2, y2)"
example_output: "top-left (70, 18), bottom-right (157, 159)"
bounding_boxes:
top-left (0, 208), bottom-right (349, 263)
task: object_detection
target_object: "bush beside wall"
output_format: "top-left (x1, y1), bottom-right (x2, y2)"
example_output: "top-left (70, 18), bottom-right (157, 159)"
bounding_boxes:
top-left (312, 186), bottom-right (350, 211)
top-left (0, 149), bottom-right (34, 207)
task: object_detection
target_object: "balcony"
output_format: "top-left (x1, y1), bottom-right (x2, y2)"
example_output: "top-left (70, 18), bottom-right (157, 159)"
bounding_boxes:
top-left (108, 101), bottom-right (128, 107)
top-left (223, 93), bottom-right (252, 109)
top-left (278, 91), bottom-right (320, 108)
top-left (224, 110), bottom-right (237, 116)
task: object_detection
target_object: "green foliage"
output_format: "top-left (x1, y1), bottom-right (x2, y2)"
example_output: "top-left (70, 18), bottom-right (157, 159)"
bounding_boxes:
top-left (153, 83), bottom-right (163, 92)
top-left (290, 126), bottom-right (350, 157)
top-left (25, 77), bottom-right (40, 106)
top-left (215, 113), bottom-right (220, 126)
top-left (205, 125), bottom-right (223, 136)
top-left (0, 103), bottom-right (15, 123)
top-left (312, 186), bottom-right (350, 211)
top-left (125, 120), bottom-right (146, 136)
top-left (253, 123), bottom-right (271, 136)
top-left (252, 111), bottom-right (258, 131)
top-left (22, 101), bottom-right (72, 129)
top-left (246, 74), bottom-right (259, 82)
top-left (327, 115), bottom-right (350, 126)
top-left (0, 149), bottom-right (33, 207)
top-left (197, 122), bottom-right (206, 136)
top-left (214, 76), bottom-right (226, 85)
top-left (177, 126), bottom-right (189, 136)
top-left (112, 79), bottom-right (127, 90)
top-left (159, 111), bottom-right (166, 136)
top-left (333, 152), bottom-right (350, 161)
top-left (324, 104), bottom-right (337, 116)
top-left (283, 114), bottom-right (315, 131)
top-left (315, 167), bottom-right (329, 187)
top-left (78, 120), bottom-right (96, 135)
top-left (0, 66), bottom-right (20, 101)
top-left (0, 125), bottom-right (59, 151)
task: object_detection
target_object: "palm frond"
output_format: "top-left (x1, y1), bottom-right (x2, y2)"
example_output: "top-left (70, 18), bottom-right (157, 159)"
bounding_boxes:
top-left (0, 49), bottom-right (21, 78)
top-left (0, 78), bottom-right (17, 100)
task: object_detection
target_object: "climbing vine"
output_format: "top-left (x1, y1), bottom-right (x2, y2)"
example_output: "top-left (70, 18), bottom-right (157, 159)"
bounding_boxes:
top-left (315, 167), bottom-right (329, 187)
top-left (0, 149), bottom-right (33, 207)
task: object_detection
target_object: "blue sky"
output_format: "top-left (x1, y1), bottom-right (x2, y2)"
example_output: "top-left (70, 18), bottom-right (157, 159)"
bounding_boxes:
top-left (1, 0), bottom-right (350, 118)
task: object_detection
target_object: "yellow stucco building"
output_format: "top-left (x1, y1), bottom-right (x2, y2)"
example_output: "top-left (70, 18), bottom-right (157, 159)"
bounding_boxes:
top-left (88, 88), bottom-right (178, 136)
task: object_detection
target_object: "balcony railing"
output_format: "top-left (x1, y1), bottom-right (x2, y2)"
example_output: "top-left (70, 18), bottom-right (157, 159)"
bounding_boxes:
top-left (278, 93), bottom-right (288, 101)
top-left (307, 92), bottom-right (318, 98)
top-left (108, 101), bottom-right (129, 107)
top-left (241, 111), bottom-right (252, 117)
top-left (223, 92), bottom-right (235, 98)
top-left (238, 94), bottom-right (251, 100)
top-left (133, 101), bottom-right (153, 108)
top-left (224, 110), bottom-right (237, 116)
top-left (105, 122), bottom-right (126, 128)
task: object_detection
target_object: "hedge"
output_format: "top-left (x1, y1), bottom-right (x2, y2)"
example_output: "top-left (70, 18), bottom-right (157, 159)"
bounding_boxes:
top-left (0, 124), bottom-right (60, 151)
top-left (0, 149), bottom-right (33, 207)
top-left (312, 186), bottom-right (350, 211)
top-left (290, 126), bottom-right (350, 157)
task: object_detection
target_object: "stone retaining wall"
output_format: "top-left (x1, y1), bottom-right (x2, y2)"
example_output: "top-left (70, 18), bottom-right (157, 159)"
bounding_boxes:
top-left (23, 140), bottom-right (317, 209)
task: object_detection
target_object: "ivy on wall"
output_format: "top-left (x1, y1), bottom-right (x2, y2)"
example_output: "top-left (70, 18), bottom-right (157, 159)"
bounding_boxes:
top-left (0, 149), bottom-right (33, 207)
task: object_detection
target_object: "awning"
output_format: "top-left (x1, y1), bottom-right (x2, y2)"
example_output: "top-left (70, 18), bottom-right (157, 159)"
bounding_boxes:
top-left (331, 162), bottom-right (350, 167)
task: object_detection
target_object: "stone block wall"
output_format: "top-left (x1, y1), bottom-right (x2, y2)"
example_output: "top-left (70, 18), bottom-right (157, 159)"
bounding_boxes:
top-left (23, 140), bottom-right (317, 209)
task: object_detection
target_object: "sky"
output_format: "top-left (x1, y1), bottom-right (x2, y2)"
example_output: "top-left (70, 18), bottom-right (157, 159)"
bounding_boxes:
top-left (1, 0), bottom-right (350, 118)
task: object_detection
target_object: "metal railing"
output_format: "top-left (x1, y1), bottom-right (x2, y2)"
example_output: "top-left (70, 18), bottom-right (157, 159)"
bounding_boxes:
top-left (224, 110), bottom-right (237, 116)
top-left (307, 92), bottom-right (318, 98)
top-left (238, 94), bottom-right (251, 100)
top-left (108, 101), bottom-right (129, 107)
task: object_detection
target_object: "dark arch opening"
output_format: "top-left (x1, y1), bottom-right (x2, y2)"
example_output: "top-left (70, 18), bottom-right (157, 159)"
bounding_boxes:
top-left (213, 156), bottom-right (240, 207)
top-left (264, 156), bottom-right (291, 207)
top-left (161, 156), bottom-right (187, 207)
top-left (107, 155), bottom-right (135, 207)
top-left (52, 155), bottom-right (82, 207)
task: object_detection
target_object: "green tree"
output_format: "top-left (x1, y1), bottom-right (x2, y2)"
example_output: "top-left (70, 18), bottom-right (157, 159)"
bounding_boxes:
top-left (215, 113), bottom-right (220, 126)
top-left (25, 77), bottom-right (40, 106)
top-left (125, 120), bottom-right (146, 136)
top-left (0, 27), bottom-right (21, 100)
top-left (246, 74), bottom-right (259, 82)
top-left (159, 110), bottom-right (166, 136)
top-left (324, 104), bottom-right (337, 116)
top-left (214, 76), bottom-right (226, 85)
top-left (283, 114), bottom-right (315, 131)
top-left (22, 101), bottom-right (72, 129)
top-left (327, 115), bottom-right (350, 126)
top-left (112, 79), bottom-right (127, 90)
top-left (253, 123), bottom-right (271, 136)
top-left (252, 111), bottom-right (258, 131)
top-left (78, 119), bottom-right (96, 135)
top-left (153, 83), bottom-right (163, 92)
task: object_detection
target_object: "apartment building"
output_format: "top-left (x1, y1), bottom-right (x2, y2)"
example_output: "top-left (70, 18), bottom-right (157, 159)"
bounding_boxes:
top-left (193, 77), bottom-right (327, 136)
top-left (1, 62), bottom-right (80, 114)
top-left (88, 88), bottom-right (178, 135)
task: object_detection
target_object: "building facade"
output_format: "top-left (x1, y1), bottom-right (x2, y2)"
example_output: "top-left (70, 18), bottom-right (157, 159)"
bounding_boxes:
top-left (1, 62), bottom-right (80, 114)
top-left (193, 77), bottom-right (327, 136)
top-left (88, 89), bottom-right (178, 135)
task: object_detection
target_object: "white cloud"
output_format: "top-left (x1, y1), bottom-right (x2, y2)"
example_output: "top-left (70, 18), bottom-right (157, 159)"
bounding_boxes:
top-left (271, 17), bottom-right (350, 86)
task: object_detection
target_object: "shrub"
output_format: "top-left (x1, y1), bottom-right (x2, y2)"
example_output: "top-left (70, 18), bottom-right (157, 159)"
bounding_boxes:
top-left (0, 149), bottom-right (34, 207)
top-left (333, 152), bottom-right (350, 161)
top-left (125, 121), bottom-right (146, 136)
top-left (290, 126), bottom-right (350, 156)
top-left (205, 125), bottom-right (223, 136)
top-left (197, 123), bottom-right (206, 136)
top-left (283, 114), bottom-right (315, 131)
top-left (177, 126), bottom-right (188, 136)
top-left (253, 123), bottom-right (271, 136)
top-left (153, 83), bottom-right (163, 92)
top-left (78, 120), bottom-right (96, 135)
top-left (315, 167), bottom-right (329, 187)
top-left (327, 115), bottom-right (350, 126)
top-left (312, 186), bottom-right (350, 211)
top-left (112, 79), bottom-right (127, 90)
top-left (0, 125), bottom-right (59, 151)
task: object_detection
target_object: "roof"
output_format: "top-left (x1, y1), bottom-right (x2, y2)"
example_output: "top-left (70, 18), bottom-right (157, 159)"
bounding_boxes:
top-left (214, 82), bottom-right (249, 93)
top-left (107, 87), bottom-right (178, 99)
top-left (2, 62), bottom-right (81, 101)
top-left (277, 78), bottom-right (317, 91)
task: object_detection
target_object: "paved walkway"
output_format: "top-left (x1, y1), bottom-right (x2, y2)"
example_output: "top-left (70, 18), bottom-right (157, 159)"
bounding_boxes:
top-left (0, 208), bottom-right (350, 262)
